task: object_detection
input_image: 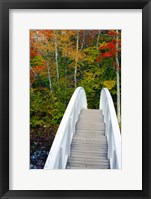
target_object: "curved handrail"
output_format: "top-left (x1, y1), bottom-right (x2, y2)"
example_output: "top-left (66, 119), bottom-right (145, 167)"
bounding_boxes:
top-left (100, 88), bottom-right (121, 169)
top-left (44, 87), bottom-right (87, 169)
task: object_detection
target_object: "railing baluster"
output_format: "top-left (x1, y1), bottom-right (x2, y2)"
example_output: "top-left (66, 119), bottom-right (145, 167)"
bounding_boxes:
top-left (58, 146), bottom-right (63, 169)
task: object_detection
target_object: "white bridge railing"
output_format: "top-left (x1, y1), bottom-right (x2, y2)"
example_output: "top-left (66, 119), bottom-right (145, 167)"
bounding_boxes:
top-left (100, 88), bottom-right (121, 169)
top-left (44, 87), bottom-right (87, 169)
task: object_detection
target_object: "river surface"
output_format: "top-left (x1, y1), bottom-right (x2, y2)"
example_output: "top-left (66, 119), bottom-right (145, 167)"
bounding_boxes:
top-left (30, 142), bottom-right (51, 169)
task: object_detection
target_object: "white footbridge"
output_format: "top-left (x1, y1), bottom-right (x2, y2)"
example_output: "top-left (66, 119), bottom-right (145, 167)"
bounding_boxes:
top-left (44, 87), bottom-right (121, 169)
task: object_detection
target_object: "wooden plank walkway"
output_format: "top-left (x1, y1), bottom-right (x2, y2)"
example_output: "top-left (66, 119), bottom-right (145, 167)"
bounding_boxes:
top-left (66, 109), bottom-right (110, 169)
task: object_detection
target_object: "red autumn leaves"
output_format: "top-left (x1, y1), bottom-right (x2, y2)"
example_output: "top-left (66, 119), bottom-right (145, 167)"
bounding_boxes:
top-left (32, 65), bottom-right (47, 73)
top-left (108, 30), bottom-right (117, 36)
top-left (96, 30), bottom-right (121, 62)
top-left (97, 40), bottom-right (117, 60)
top-left (30, 65), bottom-right (47, 80)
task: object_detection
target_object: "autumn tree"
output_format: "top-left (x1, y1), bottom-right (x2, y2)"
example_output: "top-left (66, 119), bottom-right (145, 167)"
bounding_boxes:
top-left (96, 30), bottom-right (121, 123)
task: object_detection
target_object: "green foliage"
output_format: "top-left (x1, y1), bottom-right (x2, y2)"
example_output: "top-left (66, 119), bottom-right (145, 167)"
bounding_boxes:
top-left (30, 88), bottom-right (65, 132)
top-left (30, 55), bottom-right (45, 67)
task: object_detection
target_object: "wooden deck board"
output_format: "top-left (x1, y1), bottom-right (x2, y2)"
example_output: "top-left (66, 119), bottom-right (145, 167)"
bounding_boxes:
top-left (66, 109), bottom-right (110, 169)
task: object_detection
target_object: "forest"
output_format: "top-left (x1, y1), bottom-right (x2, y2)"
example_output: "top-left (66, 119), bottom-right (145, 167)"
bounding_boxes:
top-left (30, 29), bottom-right (121, 169)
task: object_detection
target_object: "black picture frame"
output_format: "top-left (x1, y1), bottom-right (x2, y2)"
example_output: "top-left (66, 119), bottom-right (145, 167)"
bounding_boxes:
top-left (0, 0), bottom-right (151, 198)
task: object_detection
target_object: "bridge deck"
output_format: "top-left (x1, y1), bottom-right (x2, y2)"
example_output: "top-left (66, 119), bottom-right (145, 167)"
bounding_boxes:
top-left (66, 109), bottom-right (110, 169)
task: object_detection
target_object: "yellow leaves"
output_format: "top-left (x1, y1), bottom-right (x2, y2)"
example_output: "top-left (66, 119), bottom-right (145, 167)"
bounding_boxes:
top-left (100, 42), bottom-right (107, 48)
top-left (62, 47), bottom-right (85, 61)
top-left (84, 56), bottom-right (94, 64)
top-left (30, 31), bottom-right (35, 38)
top-left (40, 45), bottom-right (48, 52)
top-left (60, 32), bottom-right (70, 42)
top-left (83, 46), bottom-right (99, 64)
top-left (103, 80), bottom-right (116, 90)
top-left (77, 51), bottom-right (85, 60)
top-left (84, 72), bottom-right (95, 82)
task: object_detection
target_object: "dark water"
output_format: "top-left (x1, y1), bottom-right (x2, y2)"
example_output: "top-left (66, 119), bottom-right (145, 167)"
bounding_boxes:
top-left (30, 142), bottom-right (51, 169)
top-left (30, 128), bottom-right (55, 169)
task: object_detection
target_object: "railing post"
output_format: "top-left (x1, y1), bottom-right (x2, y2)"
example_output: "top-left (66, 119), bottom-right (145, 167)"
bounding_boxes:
top-left (107, 121), bottom-right (112, 159)
top-left (66, 119), bottom-right (71, 156)
top-left (58, 146), bottom-right (63, 169)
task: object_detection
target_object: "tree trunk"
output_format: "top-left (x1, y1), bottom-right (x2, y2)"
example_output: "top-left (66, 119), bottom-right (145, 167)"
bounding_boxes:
top-left (116, 30), bottom-right (121, 124)
top-left (64, 57), bottom-right (68, 106)
top-left (74, 30), bottom-right (79, 89)
top-left (47, 61), bottom-right (53, 94)
top-left (96, 30), bottom-right (101, 50)
top-left (80, 30), bottom-right (85, 51)
top-left (30, 65), bottom-right (36, 87)
top-left (54, 31), bottom-right (59, 83)
top-left (96, 30), bottom-right (101, 67)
